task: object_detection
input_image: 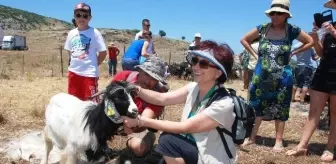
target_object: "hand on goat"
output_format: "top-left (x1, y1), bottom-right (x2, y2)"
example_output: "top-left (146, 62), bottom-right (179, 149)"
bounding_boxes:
top-left (122, 115), bottom-right (142, 128)
top-left (123, 124), bottom-right (134, 135)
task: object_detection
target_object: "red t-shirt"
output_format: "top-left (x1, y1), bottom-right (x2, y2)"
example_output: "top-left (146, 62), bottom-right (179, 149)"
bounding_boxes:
top-left (108, 46), bottom-right (119, 60)
top-left (112, 71), bottom-right (163, 117)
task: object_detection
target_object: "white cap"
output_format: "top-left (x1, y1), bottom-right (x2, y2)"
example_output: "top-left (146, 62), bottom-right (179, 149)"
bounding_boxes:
top-left (194, 33), bottom-right (201, 38)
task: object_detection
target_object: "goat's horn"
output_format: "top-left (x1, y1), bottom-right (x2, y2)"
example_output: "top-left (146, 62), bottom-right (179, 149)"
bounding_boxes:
top-left (89, 88), bottom-right (107, 99)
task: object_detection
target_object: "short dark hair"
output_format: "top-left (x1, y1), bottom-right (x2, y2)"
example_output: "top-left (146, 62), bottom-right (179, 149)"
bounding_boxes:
top-left (143, 31), bottom-right (152, 36)
top-left (142, 19), bottom-right (150, 25)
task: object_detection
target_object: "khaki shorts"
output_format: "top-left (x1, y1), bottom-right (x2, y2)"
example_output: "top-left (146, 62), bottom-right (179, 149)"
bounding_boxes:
top-left (127, 129), bottom-right (156, 156)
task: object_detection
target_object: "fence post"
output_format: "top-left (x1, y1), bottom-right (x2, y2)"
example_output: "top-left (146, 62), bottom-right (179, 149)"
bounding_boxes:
top-left (22, 52), bottom-right (24, 75)
top-left (51, 53), bottom-right (54, 77)
top-left (168, 49), bottom-right (171, 66)
top-left (60, 46), bottom-right (64, 77)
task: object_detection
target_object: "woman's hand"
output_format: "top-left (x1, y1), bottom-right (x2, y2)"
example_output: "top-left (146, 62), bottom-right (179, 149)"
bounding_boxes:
top-left (122, 116), bottom-right (140, 128)
top-left (321, 22), bottom-right (336, 34)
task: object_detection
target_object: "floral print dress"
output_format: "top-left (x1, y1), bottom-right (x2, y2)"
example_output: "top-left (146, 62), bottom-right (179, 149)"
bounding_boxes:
top-left (249, 23), bottom-right (301, 121)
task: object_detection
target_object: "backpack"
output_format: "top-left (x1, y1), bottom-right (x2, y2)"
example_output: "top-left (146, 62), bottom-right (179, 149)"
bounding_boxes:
top-left (205, 87), bottom-right (255, 159)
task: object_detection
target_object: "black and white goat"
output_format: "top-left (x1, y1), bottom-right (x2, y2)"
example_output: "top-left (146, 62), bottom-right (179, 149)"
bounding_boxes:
top-left (41, 81), bottom-right (138, 164)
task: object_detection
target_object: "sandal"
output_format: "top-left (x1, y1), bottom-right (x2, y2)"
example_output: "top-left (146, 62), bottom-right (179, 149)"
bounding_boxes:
top-left (285, 147), bottom-right (308, 156)
top-left (321, 150), bottom-right (334, 162)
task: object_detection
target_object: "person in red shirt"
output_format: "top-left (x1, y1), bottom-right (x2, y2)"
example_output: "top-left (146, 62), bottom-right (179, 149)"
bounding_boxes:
top-left (108, 42), bottom-right (120, 76)
top-left (112, 56), bottom-right (169, 157)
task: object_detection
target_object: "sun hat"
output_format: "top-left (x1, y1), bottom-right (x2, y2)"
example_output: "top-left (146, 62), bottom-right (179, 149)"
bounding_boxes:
top-left (324, 0), bottom-right (336, 9)
top-left (194, 33), bottom-right (201, 38)
top-left (265, 0), bottom-right (292, 18)
top-left (186, 49), bottom-right (228, 79)
top-left (74, 2), bottom-right (91, 15)
top-left (134, 56), bottom-right (167, 84)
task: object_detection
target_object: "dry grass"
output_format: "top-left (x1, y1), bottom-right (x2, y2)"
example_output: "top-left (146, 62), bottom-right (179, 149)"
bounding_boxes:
top-left (0, 76), bottom-right (333, 164)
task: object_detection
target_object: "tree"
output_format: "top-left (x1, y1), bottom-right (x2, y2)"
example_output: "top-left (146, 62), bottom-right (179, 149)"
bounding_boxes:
top-left (181, 36), bottom-right (186, 40)
top-left (159, 30), bottom-right (166, 37)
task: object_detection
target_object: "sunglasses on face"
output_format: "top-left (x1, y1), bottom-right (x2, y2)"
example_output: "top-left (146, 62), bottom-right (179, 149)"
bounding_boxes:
top-left (143, 24), bottom-right (150, 27)
top-left (269, 12), bottom-right (285, 16)
top-left (75, 13), bottom-right (89, 19)
top-left (190, 56), bottom-right (217, 69)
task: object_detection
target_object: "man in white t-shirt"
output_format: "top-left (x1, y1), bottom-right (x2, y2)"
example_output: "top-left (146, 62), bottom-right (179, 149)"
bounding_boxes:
top-left (134, 19), bottom-right (156, 54)
top-left (188, 33), bottom-right (202, 51)
top-left (64, 2), bottom-right (107, 102)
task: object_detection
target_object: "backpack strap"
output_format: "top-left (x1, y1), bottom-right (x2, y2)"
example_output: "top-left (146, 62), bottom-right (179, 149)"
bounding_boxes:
top-left (216, 127), bottom-right (233, 159)
top-left (126, 71), bottom-right (139, 83)
top-left (205, 87), bottom-right (234, 159)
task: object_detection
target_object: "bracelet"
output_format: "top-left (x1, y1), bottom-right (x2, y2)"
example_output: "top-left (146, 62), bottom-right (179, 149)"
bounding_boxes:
top-left (137, 115), bottom-right (142, 128)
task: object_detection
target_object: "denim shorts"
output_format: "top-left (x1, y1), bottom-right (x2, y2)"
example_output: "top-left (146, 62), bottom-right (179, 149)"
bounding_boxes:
top-left (294, 65), bottom-right (314, 88)
top-left (122, 58), bottom-right (139, 71)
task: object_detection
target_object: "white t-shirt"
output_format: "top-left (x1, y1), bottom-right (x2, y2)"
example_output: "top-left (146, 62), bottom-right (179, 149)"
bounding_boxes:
top-left (181, 82), bottom-right (237, 164)
top-left (64, 27), bottom-right (106, 77)
top-left (134, 30), bottom-right (154, 54)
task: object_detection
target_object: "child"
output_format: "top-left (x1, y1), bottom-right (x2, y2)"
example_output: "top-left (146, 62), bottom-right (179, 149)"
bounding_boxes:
top-left (64, 3), bottom-right (107, 102)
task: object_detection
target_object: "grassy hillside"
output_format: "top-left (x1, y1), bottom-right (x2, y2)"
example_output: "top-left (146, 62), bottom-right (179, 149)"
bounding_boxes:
top-left (0, 5), bottom-right (72, 30)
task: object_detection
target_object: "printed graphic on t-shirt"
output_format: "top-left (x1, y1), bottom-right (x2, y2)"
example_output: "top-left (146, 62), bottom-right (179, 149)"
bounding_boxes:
top-left (70, 34), bottom-right (91, 59)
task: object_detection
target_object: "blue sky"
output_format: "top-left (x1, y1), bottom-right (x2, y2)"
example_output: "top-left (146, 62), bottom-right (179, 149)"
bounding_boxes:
top-left (0, 0), bottom-right (333, 53)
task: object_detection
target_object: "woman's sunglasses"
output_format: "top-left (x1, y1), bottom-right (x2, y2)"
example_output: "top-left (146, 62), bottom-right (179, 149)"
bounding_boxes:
top-left (75, 13), bottom-right (89, 19)
top-left (269, 12), bottom-right (285, 16)
top-left (189, 56), bottom-right (217, 69)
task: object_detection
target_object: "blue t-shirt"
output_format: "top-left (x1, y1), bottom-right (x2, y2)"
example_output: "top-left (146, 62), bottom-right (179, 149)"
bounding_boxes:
top-left (291, 43), bottom-right (318, 69)
top-left (123, 40), bottom-right (145, 60)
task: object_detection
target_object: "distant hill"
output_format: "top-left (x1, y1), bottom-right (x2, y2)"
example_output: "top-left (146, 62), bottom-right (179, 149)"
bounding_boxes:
top-left (0, 5), bottom-right (72, 31)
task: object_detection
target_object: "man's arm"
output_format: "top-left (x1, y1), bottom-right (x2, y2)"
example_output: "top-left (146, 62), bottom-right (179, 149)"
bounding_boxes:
top-left (116, 48), bottom-right (120, 56)
top-left (131, 106), bottom-right (161, 133)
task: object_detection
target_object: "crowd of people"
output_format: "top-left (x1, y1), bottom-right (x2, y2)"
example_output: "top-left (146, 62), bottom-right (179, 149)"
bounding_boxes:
top-left (62, 0), bottom-right (336, 163)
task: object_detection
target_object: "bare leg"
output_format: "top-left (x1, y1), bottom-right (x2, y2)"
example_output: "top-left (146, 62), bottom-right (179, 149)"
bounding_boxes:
top-left (292, 86), bottom-right (297, 101)
top-left (273, 120), bottom-right (285, 152)
top-left (40, 127), bottom-right (53, 164)
top-left (286, 90), bottom-right (329, 156)
top-left (294, 88), bottom-right (302, 101)
top-left (242, 70), bottom-right (249, 90)
top-left (242, 117), bottom-right (263, 146)
top-left (321, 95), bottom-right (336, 162)
top-left (163, 156), bottom-right (185, 164)
top-left (301, 87), bottom-right (309, 103)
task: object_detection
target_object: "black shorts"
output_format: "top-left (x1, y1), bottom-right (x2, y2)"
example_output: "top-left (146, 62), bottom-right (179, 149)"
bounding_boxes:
top-left (294, 66), bottom-right (314, 88)
top-left (155, 132), bottom-right (198, 164)
top-left (311, 65), bottom-right (336, 94)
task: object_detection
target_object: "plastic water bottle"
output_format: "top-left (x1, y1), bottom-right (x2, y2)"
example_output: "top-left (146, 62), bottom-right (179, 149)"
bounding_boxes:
top-left (317, 27), bottom-right (328, 40)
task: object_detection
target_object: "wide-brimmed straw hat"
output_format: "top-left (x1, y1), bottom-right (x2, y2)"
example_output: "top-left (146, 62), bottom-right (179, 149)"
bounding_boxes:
top-left (324, 0), bottom-right (336, 9)
top-left (265, 0), bottom-right (292, 18)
